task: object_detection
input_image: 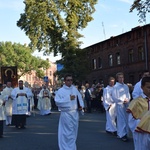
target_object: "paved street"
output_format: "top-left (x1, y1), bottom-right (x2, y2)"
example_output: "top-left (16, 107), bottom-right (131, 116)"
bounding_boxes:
top-left (0, 110), bottom-right (134, 150)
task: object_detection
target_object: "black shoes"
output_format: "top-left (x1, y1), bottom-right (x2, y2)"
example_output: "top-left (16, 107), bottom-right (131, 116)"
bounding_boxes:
top-left (45, 113), bottom-right (51, 116)
top-left (16, 125), bottom-right (26, 129)
top-left (117, 135), bottom-right (128, 142)
top-left (112, 131), bottom-right (117, 136)
top-left (106, 131), bottom-right (128, 142)
top-left (106, 130), bottom-right (117, 136)
top-left (21, 126), bottom-right (26, 129)
top-left (121, 135), bottom-right (128, 142)
top-left (106, 130), bottom-right (112, 134)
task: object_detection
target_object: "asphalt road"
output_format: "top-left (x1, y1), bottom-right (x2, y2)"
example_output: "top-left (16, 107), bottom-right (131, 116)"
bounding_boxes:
top-left (0, 110), bottom-right (134, 150)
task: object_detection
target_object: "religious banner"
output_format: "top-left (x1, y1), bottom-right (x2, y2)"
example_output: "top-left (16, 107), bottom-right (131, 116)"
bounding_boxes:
top-left (1, 66), bottom-right (18, 87)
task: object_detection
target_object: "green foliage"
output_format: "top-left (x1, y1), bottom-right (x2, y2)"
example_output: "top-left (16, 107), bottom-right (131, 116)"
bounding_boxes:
top-left (17, 0), bottom-right (98, 56)
top-left (56, 48), bottom-right (90, 82)
top-left (0, 42), bottom-right (50, 78)
top-left (130, 0), bottom-right (150, 22)
top-left (17, 0), bottom-right (98, 82)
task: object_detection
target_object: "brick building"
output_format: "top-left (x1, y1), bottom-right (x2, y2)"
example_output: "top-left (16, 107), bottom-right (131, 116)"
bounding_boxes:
top-left (19, 58), bottom-right (57, 88)
top-left (84, 24), bottom-right (150, 86)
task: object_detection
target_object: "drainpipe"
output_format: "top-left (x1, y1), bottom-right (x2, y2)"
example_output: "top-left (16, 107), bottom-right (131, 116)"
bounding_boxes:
top-left (144, 26), bottom-right (148, 70)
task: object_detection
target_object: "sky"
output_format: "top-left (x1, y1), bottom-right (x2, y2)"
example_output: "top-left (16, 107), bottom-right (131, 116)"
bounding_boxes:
top-left (0, 0), bottom-right (149, 62)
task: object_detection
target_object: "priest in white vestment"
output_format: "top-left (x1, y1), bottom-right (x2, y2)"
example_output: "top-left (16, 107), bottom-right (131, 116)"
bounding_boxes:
top-left (24, 82), bottom-right (34, 116)
top-left (103, 77), bottom-right (117, 135)
top-left (132, 70), bottom-right (149, 99)
top-left (127, 76), bottom-right (150, 150)
top-left (112, 72), bottom-right (131, 142)
top-left (55, 74), bottom-right (84, 150)
top-left (1, 81), bottom-right (13, 126)
top-left (0, 86), bottom-right (6, 138)
top-left (38, 85), bottom-right (52, 115)
top-left (11, 80), bottom-right (32, 129)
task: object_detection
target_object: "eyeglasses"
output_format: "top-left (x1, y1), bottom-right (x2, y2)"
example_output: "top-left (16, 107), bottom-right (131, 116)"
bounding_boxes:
top-left (66, 79), bottom-right (73, 81)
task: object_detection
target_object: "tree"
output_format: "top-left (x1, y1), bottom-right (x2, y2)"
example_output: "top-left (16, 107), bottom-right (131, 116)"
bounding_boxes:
top-left (17, 0), bottom-right (97, 82)
top-left (0, 42), bottom-right (50, 78)
top-left (130, 0), bottom-right (150, 22)
top-left (56, 48), bottom-right (90, 82)
top-left (17, 0), bottom-right (98, 82)
top-left (17, 0), bottom-right (98, 56)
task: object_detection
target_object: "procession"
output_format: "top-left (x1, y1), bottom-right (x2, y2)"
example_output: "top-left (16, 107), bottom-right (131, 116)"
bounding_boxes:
top-left (1, 0), bottom-right (150, 150)
top-left (0, 70), bottom-right (150, 150)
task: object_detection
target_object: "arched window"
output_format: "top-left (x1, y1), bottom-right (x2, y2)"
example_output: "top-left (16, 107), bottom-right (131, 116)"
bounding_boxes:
top-left (116, 52), bottom-right (120, 65)
top-left (92, 59), bottom-right (96, 69)
top-left (108, 54), bottom-right (113, 66)
top-left (128, 49), bottom-right (134, 63)
top-left (138, 46), bottom-right (144, 61)
top-left (98, 57), bottom-right (102, 68)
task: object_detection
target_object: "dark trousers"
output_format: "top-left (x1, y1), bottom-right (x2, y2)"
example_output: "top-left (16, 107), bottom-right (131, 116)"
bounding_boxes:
top-left (91, 98), bottom-right (97, 109)
top-left (34, 97), bottom-right (38, 109)
top-left (86, 100), bottom-right (92, 113)
top-left (51, 97), bottom-right (57, 110)
top-left (0, 120), bottom-right (4, 136)
top-left (12, 115), bottom-right (26, 128)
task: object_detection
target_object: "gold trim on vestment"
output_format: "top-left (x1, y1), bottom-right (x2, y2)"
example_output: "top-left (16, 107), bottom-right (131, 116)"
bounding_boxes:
top-left (135, 111), bottom-right (150, 133)
top-left (126, 96), bottom-right (148, 119)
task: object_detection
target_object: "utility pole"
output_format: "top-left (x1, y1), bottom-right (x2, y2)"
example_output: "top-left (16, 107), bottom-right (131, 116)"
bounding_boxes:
top-left (102, 22), bottom-right (106, 40)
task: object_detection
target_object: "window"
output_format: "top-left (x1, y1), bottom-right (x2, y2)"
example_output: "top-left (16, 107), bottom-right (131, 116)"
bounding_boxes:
top-left (115, 38), bottom-right (119, 46)
top-left (29, 75), bottom-right (31, 81)
top-left (99, 79), bottom-right (103, 84)
top-left (128, 49), bottom-right (134, 63)
top-left (127, 33), bottom-right (131, 40)
top-left (116, 52), bottom-right (121, 65)
top-left (107, 42), bottom-right (110, 47)
top-left (138, 46), bottom-right (144, 61)
top-left (50, 71), bottom-right (52, 76)
top-left (98, 57), bottom-right (102, 68)
top-left (26, 75), bottom-right (28, 81)
top-left (108, 54), bottom-right (113, 66)
top-left (137, 30), bottom-right (142, 38)
top-left (43, 69), bottom-right (46, 74)
top-left (92, 59), bottom-right (96, 69)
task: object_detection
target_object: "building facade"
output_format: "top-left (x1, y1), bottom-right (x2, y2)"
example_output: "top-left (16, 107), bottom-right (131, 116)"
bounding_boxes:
top-left (20, 58), bottom-right (57, 88)
top-left (84, 24), bottom-right (150, 86)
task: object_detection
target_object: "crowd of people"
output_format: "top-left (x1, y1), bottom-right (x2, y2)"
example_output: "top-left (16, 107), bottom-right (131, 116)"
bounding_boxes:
top-left (0, 70), bottom-right (150, 150)
top-left (102, 70), bottom-right (150, 150)
top-left (0, 80), bottom-right (54, 137)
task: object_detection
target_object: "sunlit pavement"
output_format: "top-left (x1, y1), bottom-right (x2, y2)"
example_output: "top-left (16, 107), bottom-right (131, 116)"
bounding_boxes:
top-left (0, 110), bottom-right (134, 150)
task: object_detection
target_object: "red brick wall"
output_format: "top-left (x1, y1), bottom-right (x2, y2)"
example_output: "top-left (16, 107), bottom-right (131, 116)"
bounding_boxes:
top-left (84, 24), bottom-right (150, 87)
